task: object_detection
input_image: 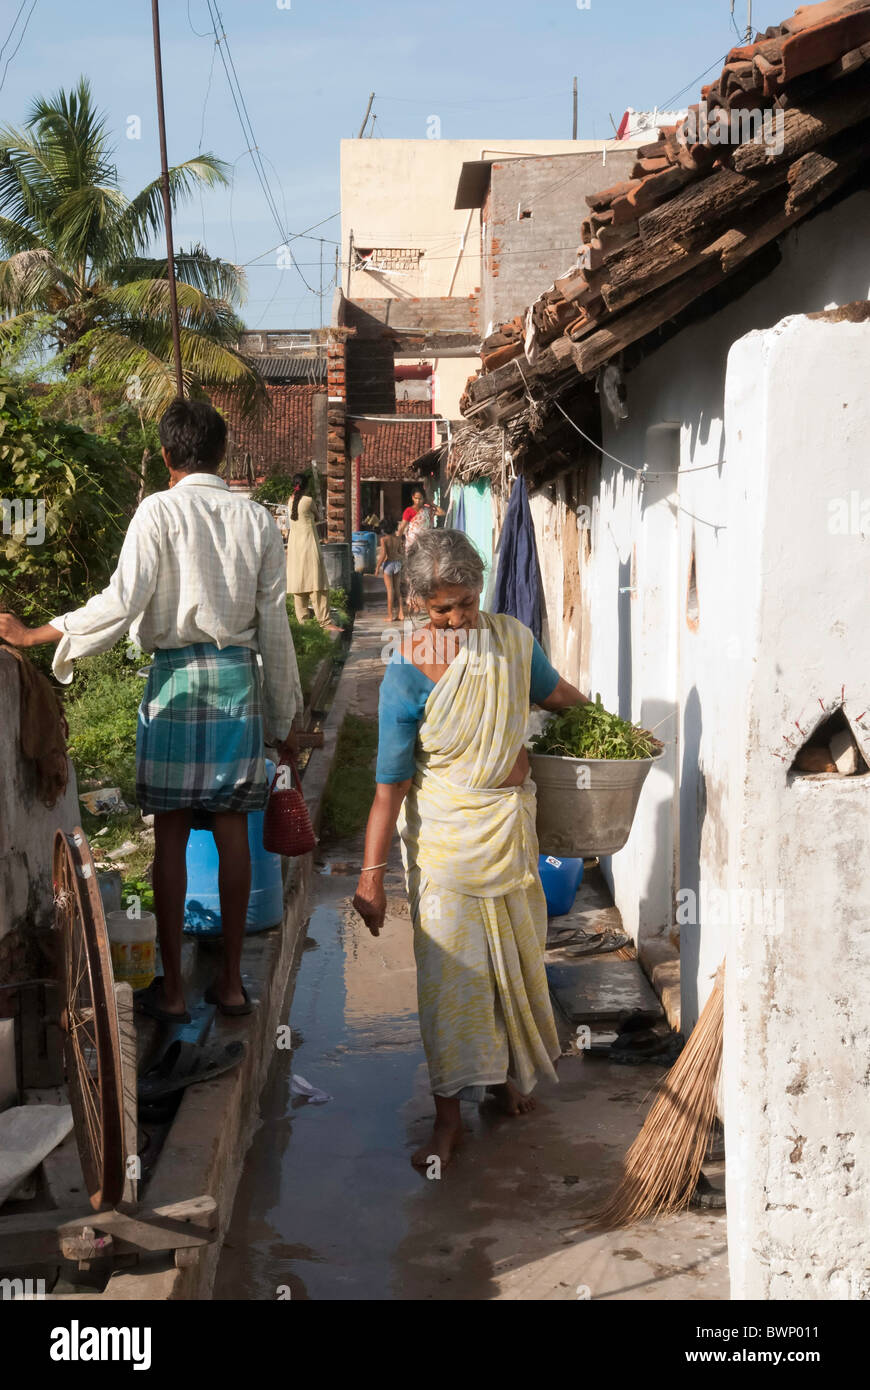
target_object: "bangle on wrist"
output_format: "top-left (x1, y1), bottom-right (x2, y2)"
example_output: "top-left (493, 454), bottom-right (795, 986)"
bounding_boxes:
top-left (361, 862), bottom-right (387, 872)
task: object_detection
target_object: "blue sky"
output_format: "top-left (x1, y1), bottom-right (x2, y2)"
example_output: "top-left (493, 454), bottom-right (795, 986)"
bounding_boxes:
top-left (1, 0), bottom-right (785, 329)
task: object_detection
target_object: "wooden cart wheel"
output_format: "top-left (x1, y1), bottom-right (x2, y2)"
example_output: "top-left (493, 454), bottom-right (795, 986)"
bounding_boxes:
top-left (53, 827), bottom-right (125, 1211)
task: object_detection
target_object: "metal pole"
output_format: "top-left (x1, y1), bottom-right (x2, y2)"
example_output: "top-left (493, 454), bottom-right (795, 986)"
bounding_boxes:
top-left (747, 0), bottom-right (753, 40)
top-left (151, 0), bottom-right (184, 398)
top-left (573, 77), bottom-right (578, 139)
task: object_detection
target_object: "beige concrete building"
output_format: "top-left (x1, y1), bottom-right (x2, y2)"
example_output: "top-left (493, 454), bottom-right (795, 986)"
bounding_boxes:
top-left (340, 138), bottom-right (617, 419)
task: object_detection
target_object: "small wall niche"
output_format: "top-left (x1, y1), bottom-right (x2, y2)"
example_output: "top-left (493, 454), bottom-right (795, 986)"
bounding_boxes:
top-left (789, 705), bottom-right (869, 779)
top-left (686, 546), bottom-right (699, 630)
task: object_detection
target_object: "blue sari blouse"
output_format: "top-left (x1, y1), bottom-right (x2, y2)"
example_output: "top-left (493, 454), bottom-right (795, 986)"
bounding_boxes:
top-left (375, 637), bottom-right (559, 784)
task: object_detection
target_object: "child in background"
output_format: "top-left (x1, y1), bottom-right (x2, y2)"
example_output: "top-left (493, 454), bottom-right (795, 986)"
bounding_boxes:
top-left (375, 520), bottom-right (405, 623)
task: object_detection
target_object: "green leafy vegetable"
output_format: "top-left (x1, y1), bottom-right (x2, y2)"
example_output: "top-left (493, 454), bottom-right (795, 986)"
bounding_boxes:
top-left (529, 696), bottom-right (662, 761)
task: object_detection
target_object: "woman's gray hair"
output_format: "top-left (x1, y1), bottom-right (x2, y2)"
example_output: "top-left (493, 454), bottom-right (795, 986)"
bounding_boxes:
top-left (404, 528), bottom-right (485, 600)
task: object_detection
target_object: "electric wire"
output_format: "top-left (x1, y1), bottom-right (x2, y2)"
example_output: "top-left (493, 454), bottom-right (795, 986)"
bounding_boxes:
top-left (0, 2), bottom-right (28, 68)
top-left (516, 49), bottom-right (730, 217)
top-left (511, 360), bottom-right (724, 482)
top-left (0, 0), bottom-right (37, 94)
top-left (201, 0), bottom-right (324, 299)
top-left (187, 0), bottom-right (212, 38)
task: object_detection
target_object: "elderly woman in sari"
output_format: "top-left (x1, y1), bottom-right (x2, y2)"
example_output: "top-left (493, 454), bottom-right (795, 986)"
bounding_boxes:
top-left (353, 529), bottom-right (590, 1168)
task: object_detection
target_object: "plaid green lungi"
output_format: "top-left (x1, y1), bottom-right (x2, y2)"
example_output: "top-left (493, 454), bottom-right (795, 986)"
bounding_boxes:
top-left (136, 643), bottom-right (267, 817)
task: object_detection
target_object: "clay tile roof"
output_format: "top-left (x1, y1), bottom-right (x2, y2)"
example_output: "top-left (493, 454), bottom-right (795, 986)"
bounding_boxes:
top-left (214, 381), bottom-right (324, 477)
top-left (355, 400), bottom-right (434, 481)
top-left (463, 0), bottom-right (870, 427)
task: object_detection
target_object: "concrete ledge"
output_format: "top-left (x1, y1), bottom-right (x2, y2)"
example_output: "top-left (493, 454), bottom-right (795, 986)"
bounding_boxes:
top-left (638, 936), bottom-right (681, 1032)
top-left (88, 636), bottom-right (361, 1301)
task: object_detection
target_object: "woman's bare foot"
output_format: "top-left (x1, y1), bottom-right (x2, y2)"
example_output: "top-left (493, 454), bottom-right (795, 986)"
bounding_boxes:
top-left (411, 1117), bottom-right (463, 1169)
top-left (487, 1080), bottom-right (536, 1116)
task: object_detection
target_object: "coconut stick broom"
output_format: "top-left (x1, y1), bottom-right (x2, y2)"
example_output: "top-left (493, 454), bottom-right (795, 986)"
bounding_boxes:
top-left (594, 960), bottom-right (725, 1229)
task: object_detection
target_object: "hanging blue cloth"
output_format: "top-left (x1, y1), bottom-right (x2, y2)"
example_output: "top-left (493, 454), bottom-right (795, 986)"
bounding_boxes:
top-left (454, 488), bottom-right (467, 533)
top-left (491, 474), bottom-right (542, 641)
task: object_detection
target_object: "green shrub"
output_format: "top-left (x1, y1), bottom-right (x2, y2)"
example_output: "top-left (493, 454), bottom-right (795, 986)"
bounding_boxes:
top-left (0, 373), bottom-right (156, 629)
top-left (328, 587), bottom-right (350, 628)
top-left (252, 474), bottom-right (298, 506)
top-left (286, 600), bottom-right (335, 699)
top-left (121, 876), bottom-right (155, 912)
top-left (65, 646), bottom-right (145, 804)
top-left (321, 714), bottom-right (378, 839)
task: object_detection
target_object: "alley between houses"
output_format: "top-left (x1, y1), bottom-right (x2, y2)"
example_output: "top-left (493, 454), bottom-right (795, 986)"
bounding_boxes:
top-left (213, 585), bottom-right (727, 1302)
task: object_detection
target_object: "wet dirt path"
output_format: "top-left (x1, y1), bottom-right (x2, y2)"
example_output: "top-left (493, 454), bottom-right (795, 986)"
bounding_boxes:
top-left (214, 593), bottom-right (729, 1302)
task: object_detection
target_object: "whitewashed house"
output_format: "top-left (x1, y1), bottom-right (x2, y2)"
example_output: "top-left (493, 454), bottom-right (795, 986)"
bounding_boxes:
top-left (460, 0), bottom-right (870, 1298)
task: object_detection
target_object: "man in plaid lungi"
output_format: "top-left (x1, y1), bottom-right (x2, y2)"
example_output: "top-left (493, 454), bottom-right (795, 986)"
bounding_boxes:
top-left (0, 400), bottom-right (303, 1020)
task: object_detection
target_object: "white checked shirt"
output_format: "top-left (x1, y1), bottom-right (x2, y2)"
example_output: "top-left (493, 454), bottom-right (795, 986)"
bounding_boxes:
top-left (51, 473), bottom-right (302, 743)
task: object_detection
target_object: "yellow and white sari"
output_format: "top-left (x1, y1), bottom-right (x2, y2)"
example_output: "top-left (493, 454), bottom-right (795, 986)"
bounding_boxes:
top-left (399, 611), bottom-right (560, 1098)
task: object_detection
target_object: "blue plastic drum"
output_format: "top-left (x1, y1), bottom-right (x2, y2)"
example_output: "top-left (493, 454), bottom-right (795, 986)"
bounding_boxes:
top-left (352, 531), bottom-right (378, 573)
top-left (351, 535), bottom-right (368, 574)
top-left (360, 530), bottom-right (378, 571)
top-left (184, 759), bottom-right (284, 935)
top-left (537, 854), bottom-right (584, 917)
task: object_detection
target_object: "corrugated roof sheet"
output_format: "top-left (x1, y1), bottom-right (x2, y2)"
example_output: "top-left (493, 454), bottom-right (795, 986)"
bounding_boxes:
top-left (247, 353), bottom-right (327, 383)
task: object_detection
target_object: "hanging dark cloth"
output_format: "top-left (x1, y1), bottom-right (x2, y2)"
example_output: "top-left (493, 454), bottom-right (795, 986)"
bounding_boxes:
top-left (1, 645), bottom-right (69, 807)
top-left (491, 474), bottom-right (542, 641)
top-left (453, 488), bottom-right (466, 533)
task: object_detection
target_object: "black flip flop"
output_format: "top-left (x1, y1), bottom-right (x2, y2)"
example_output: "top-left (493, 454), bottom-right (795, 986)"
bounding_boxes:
top-left (137, 1038), bottom-right (245, 1102)
top-left (134, 977), bottom-right (191, 1025)
top-left (204, 983), bottom-right (254, 1017)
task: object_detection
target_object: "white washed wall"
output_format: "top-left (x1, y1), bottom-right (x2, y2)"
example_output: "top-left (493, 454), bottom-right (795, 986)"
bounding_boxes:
top-left (528, 189), bottom-right (870, 1029)
top-left (526, 188), bottom-right (870, 1299)
top-left (722, 315), bottom-right (870, 1299)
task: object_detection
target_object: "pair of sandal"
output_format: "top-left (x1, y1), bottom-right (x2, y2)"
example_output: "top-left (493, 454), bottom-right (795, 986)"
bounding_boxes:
top-left (135, 977), bottom-right (254, 1024)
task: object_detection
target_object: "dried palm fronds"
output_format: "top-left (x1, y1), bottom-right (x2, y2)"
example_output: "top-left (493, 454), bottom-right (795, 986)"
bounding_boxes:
top-left (594, 961), bottom-right (724, 1229)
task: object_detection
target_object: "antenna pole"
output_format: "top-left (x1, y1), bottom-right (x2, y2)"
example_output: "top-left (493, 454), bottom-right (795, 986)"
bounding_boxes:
top-left (151, 0), bottom-right (184, 398)
top-left (357, 92), bottom-right (375, 139)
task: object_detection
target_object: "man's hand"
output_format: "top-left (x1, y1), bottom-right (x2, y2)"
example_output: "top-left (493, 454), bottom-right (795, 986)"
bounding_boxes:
top-left (0, 615), bottom-right (63, 649)
top-left (352, 872), bottom-right (387, 937)
top-left (276, 727), bottom-right (300, 763)
top-left (0, 613), bottom-right (33, 647)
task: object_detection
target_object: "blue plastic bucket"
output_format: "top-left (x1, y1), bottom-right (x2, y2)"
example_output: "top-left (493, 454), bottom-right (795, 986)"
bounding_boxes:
top-left (537, 854), bottom-right (584, 917)
top-left (184, 759), bottom-right (284, 935)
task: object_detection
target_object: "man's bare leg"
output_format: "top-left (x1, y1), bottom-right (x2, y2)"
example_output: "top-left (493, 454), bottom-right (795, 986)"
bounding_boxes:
top-left (211, 811), bottom-right (252, 1008)
top-left (411, 1093), bottom-right (463, 1169)
top-left (152, 808), bottom-right (194, 1015)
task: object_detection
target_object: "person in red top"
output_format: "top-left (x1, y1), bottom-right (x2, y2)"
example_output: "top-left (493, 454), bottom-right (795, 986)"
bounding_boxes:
top-left (397, 485), bottom-right (445, 550)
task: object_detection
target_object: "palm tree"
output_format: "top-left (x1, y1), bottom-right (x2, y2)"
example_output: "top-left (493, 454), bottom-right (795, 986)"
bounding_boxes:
top-left (0, 77), bottom-right (264, 416)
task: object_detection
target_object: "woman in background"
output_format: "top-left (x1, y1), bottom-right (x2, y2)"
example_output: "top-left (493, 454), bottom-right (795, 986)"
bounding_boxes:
top-left (286, 474), bottom-right (337, 632)
top-left (375, 519), bottom-right (405, 623)
top-left (397, 484), bottom-right (444, 551)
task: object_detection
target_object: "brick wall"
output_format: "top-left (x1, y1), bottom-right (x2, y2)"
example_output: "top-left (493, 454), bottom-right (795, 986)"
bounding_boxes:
top-left (326, 339), bottom-right (349, 541)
